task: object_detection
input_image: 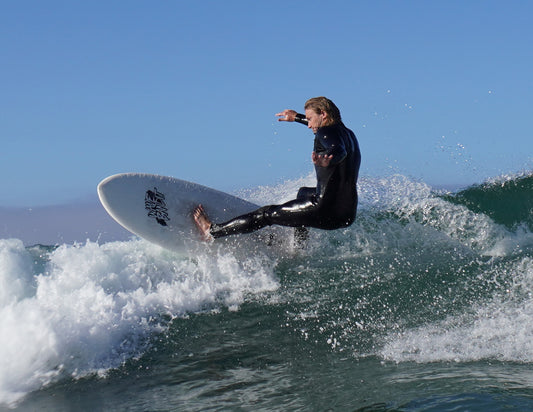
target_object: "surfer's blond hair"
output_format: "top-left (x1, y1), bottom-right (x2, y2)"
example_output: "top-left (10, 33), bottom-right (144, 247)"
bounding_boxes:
top-left (304, 96), bottom-right (342, 126)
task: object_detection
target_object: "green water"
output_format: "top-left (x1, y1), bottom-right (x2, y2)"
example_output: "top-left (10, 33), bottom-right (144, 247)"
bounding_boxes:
top-left (3, 173), bottom-right (533, 411)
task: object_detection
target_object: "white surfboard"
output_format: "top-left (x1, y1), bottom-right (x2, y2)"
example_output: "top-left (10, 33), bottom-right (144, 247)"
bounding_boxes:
top-left (97, 173), bottom-right (262, 251)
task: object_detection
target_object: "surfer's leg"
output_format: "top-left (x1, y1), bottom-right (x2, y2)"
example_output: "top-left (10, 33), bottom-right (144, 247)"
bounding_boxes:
top-left (209, 206), bottom-right (275, 238)
top-left (193, 204), bottom-right (280, 240)
top-left (208, 197), bottom-right (321, 239)
top-left (195, 188), bottom-right (321, 240)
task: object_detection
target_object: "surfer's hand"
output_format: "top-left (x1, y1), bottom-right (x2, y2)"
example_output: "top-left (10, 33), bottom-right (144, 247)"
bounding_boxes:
top-left (276, 109), bottom-right (297, 122)
top-left (312, 152), bottom-right (333, 167)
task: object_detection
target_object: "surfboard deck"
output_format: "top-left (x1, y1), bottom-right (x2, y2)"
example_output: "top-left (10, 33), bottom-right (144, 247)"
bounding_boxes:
top-left (97, 173), bottom-right (264, 252)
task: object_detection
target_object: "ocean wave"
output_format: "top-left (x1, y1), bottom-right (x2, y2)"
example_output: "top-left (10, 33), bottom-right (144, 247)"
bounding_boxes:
top-left (1, 172), bottom-right (533, 406)
top-left (0, 238), bottom-right (277, 407)
top-left (380, 254), bottom-right (533, 363)
top-left (444, 172), bottom-right (533, 230)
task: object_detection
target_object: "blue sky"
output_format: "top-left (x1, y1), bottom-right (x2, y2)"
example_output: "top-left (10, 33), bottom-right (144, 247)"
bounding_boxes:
top-left (1, 0), bottom-right (532, 207)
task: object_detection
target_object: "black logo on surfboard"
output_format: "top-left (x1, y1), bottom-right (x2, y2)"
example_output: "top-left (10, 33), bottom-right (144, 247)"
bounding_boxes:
top-left (145, 188), bottom-right (170, 226)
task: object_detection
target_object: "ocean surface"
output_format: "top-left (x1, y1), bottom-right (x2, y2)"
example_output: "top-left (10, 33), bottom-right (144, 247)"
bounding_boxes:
top-left (1, 172), bottom-right (533, 411)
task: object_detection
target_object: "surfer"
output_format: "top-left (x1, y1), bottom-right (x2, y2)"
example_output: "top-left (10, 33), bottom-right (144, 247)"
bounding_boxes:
top-left (193, 96), bottom-right (361, 241)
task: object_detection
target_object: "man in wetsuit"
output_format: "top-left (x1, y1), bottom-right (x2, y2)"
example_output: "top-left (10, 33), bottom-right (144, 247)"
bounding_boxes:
top-left (193, 96), bottom-right (361, 241)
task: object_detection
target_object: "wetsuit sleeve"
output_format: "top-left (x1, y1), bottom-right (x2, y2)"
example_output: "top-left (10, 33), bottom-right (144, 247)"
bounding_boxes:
top-left (294, 113), bottom-right (308, 126)
top-left (315, 129), bottom-right (347, 166)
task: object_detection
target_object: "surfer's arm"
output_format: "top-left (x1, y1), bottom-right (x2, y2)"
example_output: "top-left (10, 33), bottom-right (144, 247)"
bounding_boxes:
top-left (315, 131), bottom-right (346, 166)
top-left (276, 109), bottom-right (308, 126)
top-left (294, 113), bottom-right (308, 125)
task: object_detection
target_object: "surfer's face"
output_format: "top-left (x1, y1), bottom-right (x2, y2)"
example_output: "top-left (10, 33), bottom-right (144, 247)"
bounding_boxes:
top-left (305, 109), bottom-right (326, 133)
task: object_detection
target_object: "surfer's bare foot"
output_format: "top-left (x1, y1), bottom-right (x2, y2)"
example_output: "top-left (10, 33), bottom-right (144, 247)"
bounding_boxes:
top-left (192, 204), bottom-right (214, 242)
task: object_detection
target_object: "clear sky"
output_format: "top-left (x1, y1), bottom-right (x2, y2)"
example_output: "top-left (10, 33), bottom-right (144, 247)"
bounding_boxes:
top-left (1, 0), bottom-right (532, 207)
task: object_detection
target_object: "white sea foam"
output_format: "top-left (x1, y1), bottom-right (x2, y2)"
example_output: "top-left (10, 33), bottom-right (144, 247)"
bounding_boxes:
top-left (360, 174), bottom-right (515, 255)
top-left (0, 238), bottom-right (278, 407)
top-left (380, 255), bottom-right (533, 364)
top-left (242, 173), bottom-right (533, 260)
top-left (0, 239), bottom-right (36, 306)
top-left (355, 174), bottom-right (533, 364)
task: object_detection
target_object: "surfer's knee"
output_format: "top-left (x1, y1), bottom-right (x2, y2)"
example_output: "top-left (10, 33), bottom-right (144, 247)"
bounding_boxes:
top-left (255, 206), bottom-right (276, 227)
top-left (297, 187), bottom-right (316, 200)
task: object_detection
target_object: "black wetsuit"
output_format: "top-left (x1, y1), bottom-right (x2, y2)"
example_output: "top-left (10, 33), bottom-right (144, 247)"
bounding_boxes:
top-left (209, 117), bottom-right (361, 238)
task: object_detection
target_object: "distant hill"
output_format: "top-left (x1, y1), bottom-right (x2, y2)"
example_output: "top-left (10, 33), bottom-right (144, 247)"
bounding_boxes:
top-left (0, 197), bottom-right (131, 246)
